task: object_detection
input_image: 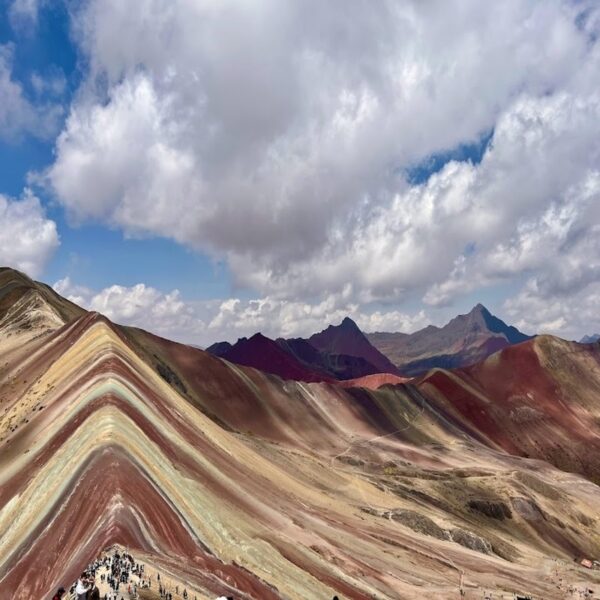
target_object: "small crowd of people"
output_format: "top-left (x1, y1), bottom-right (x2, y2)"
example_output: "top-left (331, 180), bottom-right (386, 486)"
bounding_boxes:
top-left (50, 548), bottom-right (147, 600)
top-left (48, 546), bottom-right (348, 600)
top-left (73, 549), bottom-right (144, 599)
top-left (49, 548), bottom-right (242, 600)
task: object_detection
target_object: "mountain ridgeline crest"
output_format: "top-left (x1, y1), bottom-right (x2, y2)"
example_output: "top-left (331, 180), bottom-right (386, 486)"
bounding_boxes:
top-left (368, 303), bottom-right (533, 376)
top-left (209, 303), bottom-right (533, 380)
top-left (207, 316), bottom-right (402, 381)
top-left (1, 267), bottom-right (600, 599)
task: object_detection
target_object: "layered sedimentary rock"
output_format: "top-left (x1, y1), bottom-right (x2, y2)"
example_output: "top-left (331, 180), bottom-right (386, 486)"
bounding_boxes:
top-left (0, 270), bottom-right (599, 599)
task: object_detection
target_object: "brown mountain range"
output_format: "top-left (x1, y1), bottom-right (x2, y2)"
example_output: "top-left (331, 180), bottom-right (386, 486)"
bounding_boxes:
top-left (368, 303), bottom-right (533, 376)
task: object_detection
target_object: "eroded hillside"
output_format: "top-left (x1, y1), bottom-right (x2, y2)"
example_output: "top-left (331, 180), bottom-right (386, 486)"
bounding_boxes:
top-left (0, 270), bottom-right (599, 599)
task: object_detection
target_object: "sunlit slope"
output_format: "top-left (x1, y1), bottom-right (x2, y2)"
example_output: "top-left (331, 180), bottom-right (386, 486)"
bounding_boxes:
top-left (125, 325), bottom-right (600, 596)
top-left (419, 335), bottom-right (600, 483)
top-left (0, 268), bottom-right (84, 333)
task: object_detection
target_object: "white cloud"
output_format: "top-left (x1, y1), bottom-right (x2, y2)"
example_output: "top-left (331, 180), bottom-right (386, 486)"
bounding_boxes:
top-left (52, 278), bottom-right (429, 345)
top-left (49, 75), bottom-right (201, 230)
top-left (504, 278), bottom-right (600, 340)
top-left (0, 190), bottom-right (59, 278)
top-left (0, 44), bottom-right (63, 140)
top-left (47, 2), bottom-right (600, 296)
top-left (9, 0), bottom-right (40, 32)
top-left (30, 70), bottom-right (67, 97)
top-left (52, 277), bottom-right (93, 308)
top-left (40, 1), bottom-right (600, 339)
top-left (0, 45), bottom-right (35, 138)
top-left (207, 293), bottom-right (428, 340)
top-left (54, 277), bottom-right (205, 341)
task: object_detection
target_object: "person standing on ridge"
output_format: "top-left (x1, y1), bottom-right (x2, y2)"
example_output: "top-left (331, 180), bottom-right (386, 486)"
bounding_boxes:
top-left (51, 586), bottom-right (66, 600)
top-left (88, 577), bottom-right (101, 600)
top-left (76, 572), bottom-right (91, 600)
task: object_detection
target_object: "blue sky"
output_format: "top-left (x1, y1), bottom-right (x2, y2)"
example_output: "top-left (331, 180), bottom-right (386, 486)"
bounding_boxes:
top-left (0, 0), bottom-right (234, 299)
top-left (1, 0), bottom-right (599, 344)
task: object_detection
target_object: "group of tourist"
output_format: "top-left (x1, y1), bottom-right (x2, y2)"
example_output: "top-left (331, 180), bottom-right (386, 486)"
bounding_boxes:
top-left (49, 549), bottom-right (348, 600)
top-left (50, 549), bottom-right (147, 599)
top-left (49, 548), bottom-right (240, 600)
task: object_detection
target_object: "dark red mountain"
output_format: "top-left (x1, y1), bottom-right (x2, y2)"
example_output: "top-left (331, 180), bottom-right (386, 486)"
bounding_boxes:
top-left (276, 337), bottom-right (384, 380)
top-left (212, 333), bottom-right (332, 383)
top-left (207, 318), bottom-right (400, 382)
top-left (309, 316), bottom-right (401, 375)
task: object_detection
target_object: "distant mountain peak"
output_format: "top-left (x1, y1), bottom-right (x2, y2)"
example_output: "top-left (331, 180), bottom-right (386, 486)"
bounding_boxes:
top-left (340, 316), bottom-right (360, 328)
top-left (319, 316), bottom-right (362, 336)
top-left (205, 340), bottom-right (233, 357)
top-left (368, 304), bottom-right (532, 376)
top-left (249, 332), bottom-right (268, 341)
top-left (471, 302), bottom-right (489, 314)
top-left (207, 331), bottom-right (331, 383)
top-left (309, 317), bottom-right (400, 375)
top-left (0, 266), bottom-right (85, 334)
top-left (458, 303), bottom-right (493, 322)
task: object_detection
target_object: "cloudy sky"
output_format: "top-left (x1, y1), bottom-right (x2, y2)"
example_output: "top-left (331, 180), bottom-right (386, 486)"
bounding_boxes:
top-left (1, 0), bottom-right (600, 344)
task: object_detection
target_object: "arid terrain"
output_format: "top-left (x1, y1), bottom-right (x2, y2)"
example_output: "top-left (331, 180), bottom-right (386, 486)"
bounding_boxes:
top-left (0, 268), bottom-right (599, 599)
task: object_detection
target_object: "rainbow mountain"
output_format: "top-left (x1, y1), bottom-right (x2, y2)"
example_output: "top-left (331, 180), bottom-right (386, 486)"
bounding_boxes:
top-left (0, 268), bottom-right (599, 599)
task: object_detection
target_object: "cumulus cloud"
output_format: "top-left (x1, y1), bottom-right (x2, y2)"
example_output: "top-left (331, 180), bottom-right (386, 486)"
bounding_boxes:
top-left (53, 277), bottom-right (429, 345)
top-left (421, 91), bottom-right (600, 306)
top-left (0, 190), bottom-right (59, 277)
top-left (48, 0), bottom-right (596, 288)
top-left (41, 0), bottom-right (600, 338)
top-left (207, 293), bottom-right (428, 341)
top-left (54, 277), bottom-right (206, 341)
top-left (30, 69), bottom-right (67, 98)
top-left (504, 278), bottom-right (600, 340)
